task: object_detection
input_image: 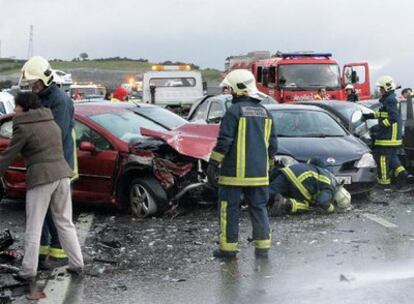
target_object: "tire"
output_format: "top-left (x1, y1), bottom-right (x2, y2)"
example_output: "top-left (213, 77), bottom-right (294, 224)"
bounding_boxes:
top-left (128, 176), bottom-right (168, 218)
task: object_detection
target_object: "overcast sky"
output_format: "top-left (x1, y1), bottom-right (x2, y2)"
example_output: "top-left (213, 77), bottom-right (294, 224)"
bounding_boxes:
top-left (0, 0), bottom-right (413, 87)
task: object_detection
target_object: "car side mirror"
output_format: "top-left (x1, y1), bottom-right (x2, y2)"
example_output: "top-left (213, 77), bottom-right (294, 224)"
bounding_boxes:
top-left (351, 110), bottom-right (363, 125)
top-left (202, 81), bottom-right (208, 94)
top-left (207, 114), bottom-right (224, 124)
top-left (79, 141), bottom-right (96, 153)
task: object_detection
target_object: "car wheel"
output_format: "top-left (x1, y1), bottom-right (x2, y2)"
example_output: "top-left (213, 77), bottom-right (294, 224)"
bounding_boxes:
top-left (128, 177), bottom-right (168, 218)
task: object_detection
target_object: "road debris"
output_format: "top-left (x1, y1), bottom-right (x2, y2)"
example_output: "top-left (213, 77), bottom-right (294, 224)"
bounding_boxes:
top-left (339, 274), bottom-right (350, 282)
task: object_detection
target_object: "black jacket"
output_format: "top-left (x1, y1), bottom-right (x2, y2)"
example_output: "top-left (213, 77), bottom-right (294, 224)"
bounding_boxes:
top-left (210, 96), bottom-right (277, 186)
top-left (346, 92), bottom-right (359, 102)
top-left (372, 91), bottom-right (402, 147)
top-left (38, 84), bottom-right (76, 171)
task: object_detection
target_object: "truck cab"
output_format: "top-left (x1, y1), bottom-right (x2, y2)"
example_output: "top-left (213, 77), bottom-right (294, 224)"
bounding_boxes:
top-left (232, 52), bottom-right (370, 103)
top-left (142, 65), bottom-right (205, 110)
top-left (70, 83), bottom-right (106, 101)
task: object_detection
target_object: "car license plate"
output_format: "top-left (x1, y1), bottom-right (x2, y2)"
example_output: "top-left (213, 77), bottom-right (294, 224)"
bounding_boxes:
top-left (336, 176), bottom-right (352, 185)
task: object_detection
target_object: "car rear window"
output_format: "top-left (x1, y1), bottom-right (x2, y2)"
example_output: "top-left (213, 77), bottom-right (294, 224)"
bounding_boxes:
top-left (90, 111), bottom-right (167, 143)
top-left (149, 78), bottom-right (196, 87)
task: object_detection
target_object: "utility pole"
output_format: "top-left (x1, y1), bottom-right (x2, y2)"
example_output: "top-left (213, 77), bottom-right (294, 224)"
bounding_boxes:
top-left (27, 25), bottom-right (34, 59)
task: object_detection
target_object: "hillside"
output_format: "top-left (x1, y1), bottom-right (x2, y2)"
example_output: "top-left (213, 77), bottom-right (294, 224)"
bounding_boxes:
top-left (0, 58), bottom-right (222, 92)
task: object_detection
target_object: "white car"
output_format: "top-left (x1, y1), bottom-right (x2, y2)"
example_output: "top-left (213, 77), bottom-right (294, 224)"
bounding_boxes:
top-left (0, 92), bottom-right (15, 115)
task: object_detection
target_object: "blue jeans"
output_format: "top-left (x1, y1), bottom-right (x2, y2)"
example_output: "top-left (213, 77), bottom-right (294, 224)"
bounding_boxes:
top-left (40, 210), bottom-right (61, 249)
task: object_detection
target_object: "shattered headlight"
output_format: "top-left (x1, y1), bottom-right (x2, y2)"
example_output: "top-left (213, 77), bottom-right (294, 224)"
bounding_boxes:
top-left (274, 155), bottom-right (298, 167)
top-left (355, 153), bottom-right (376, 168)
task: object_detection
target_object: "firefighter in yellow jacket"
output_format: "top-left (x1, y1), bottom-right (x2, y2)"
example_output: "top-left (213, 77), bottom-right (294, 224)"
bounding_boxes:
top-left (208, 69), bottom-right (278, 259)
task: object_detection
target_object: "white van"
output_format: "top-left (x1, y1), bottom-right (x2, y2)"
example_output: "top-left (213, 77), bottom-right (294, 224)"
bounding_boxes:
top-left (142, 65), bottom-right (205, 109)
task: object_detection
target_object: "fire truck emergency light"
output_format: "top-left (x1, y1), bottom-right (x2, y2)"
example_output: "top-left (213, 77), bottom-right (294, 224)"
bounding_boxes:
top-left (279, 53), bottom-right (332, 58)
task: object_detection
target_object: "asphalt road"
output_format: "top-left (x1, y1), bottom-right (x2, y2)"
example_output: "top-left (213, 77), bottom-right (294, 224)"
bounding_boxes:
top-left (2, 190), bottom-right (414, 304)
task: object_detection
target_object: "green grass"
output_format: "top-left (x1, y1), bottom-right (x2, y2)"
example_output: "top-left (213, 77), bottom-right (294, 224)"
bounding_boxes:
top-left (0, 59), bottom-right (223, 82)
top-left (50, 60), bottom-right (154, 71)
top-left (201, 68), bottom-right (222, 81)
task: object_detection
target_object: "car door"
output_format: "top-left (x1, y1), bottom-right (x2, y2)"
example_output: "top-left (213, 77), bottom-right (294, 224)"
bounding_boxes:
top-left (207, 101), bottom-right (226, 124)
top-left (74, 120), bottom-right (119, 203)
top-left (0, 119), bottom-right (26, 197)
top-left (342, 63), bottom-right (370, 100)
top-left (189, 98), bottom-right (210, 122)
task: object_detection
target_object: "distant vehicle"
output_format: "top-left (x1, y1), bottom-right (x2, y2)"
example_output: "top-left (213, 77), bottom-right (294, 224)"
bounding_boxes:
top-left (142, 65), bottom-right (205, 110)
top-left (187, 94), bottom-right (278, 123)
top-left (0, 92), bottom-right (15, 115)
top-left (226, 51), bottom-right (371, 103)
top-left (70, 83), bottom-right (106, 101)
top-left (52, 70), bottom-right (73, 93)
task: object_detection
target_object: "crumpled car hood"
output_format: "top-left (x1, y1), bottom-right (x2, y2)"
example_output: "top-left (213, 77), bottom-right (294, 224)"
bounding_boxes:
top-left (141, 124), bottom-right (219, 161)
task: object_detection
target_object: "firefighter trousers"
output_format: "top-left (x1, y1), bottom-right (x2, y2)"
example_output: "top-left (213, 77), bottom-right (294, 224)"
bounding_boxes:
top-left (218, 185), bottom-right (271, 252)
top-left (374, 148), bottom-right (408, 185)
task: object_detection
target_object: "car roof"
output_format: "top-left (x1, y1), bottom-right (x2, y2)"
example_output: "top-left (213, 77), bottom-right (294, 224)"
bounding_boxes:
top-left (74, 101), bottom-right (156, 116)
top-left (264, 103), bottom-right (327, 112)
top-left (298, 100), bottom-right (363, 109)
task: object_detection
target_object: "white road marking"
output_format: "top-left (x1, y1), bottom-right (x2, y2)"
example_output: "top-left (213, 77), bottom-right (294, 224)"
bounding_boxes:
top-left (363, 213), bottom-right (398, 229)
top-left (38, 213), bottom-right (94, 304)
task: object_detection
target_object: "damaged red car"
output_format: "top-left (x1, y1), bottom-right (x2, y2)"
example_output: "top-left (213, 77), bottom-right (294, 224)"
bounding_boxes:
top-left (0, 102), bottom-right (218, 217)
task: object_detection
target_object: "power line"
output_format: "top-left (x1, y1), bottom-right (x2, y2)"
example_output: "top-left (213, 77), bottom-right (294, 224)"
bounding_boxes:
top-left (27, 25), bottom-right (34, 59)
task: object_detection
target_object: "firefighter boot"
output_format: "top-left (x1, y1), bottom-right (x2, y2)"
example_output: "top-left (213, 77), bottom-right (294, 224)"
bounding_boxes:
top-left (269, 194), bottom-right (292, 217)
top-left (255, 248), bottom-right (269, 259)
top-left (49, 247), bottom-right (68, 268)
top-left (395, 173), bottom-right (414, 193)
top-left (38, 245), bottom-right (51, 271)
top-left (213, 249), bottom-right (237, 259)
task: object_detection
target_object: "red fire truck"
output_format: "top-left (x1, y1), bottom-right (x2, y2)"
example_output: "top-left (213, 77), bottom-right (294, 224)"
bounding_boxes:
top-left (226, 52), bottom-right (371, 103)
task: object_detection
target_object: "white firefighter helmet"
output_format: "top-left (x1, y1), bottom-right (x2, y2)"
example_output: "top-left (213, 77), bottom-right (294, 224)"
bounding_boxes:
top-left (376, 75), bottom-right (397, 92)
top-left (20, 56), bottom-right (54, 87)
top-left (334, 186), bottom-right (351, 209)
top-left (345, 84), bottom-right (354, 90)
top-left (220, 69), bottom-right (265, 100)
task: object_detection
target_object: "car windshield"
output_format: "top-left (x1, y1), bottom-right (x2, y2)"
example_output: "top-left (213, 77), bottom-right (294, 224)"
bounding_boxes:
top-left (90, 111), bottom-right (167, 143)
top-left (149, 77), bottom-right (196, 87)
top-left (271, 110), bottom-right (347, 137)
top-left (135, 106), bottom-right (187, 129)
top-left (279, 64), bottom-right (341, 90)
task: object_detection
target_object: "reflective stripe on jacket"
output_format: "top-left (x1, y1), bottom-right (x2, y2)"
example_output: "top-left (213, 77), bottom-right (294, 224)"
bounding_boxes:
top-left (281, 163), bottom-right (336, 206)
top-left (211, 96), bottom-right (278, 186)
top-left (373, 91), bottom-right (403, 147)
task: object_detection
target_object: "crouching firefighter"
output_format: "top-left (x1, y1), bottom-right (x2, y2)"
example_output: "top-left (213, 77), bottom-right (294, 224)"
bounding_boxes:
top-left (208, 69), bottom-right (278, 259)
top-left (362, 76), bottom-right (414, 192)
top-left (268, 159), bottom-right (351, 216)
